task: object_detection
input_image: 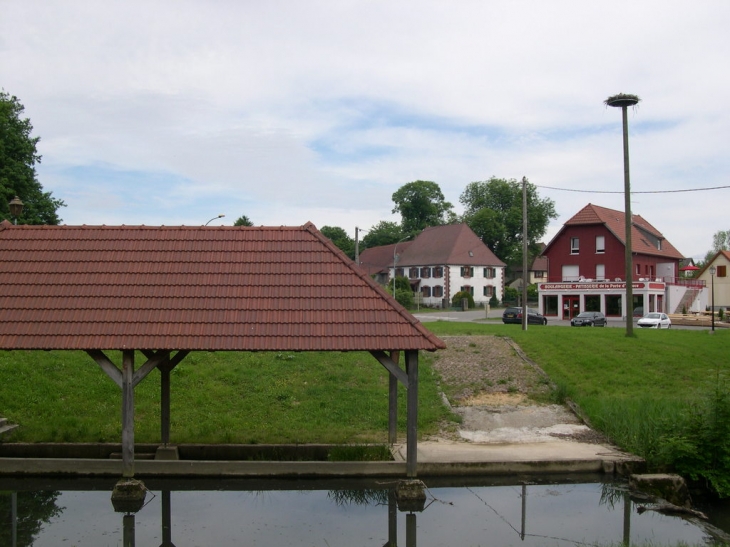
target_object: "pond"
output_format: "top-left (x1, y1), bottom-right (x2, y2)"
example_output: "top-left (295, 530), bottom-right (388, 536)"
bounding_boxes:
top-left (2, 475), bottom-right (729, 546)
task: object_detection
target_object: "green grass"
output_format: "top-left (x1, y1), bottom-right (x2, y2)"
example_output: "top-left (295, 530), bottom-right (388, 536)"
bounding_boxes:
top-left (0, 349), bottom-right (455, 445)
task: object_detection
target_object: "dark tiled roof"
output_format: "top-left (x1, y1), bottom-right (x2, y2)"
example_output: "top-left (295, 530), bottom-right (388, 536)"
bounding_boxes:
top-left (398, 224), bottom-right (506, 267)
top-left (0, 221), bottom-right (444, 352)
top-left (358, 241), bottom-right (413, 275)
top-left (559, 203), bottom-right (684, 259)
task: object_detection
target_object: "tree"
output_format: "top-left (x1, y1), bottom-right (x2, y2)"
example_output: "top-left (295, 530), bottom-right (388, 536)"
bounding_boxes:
top-left (361, 221), bottom-right (404, 249)
top-left (320, 225), bottom-right (355, 259)
top-left (0, 91), bottom-right (65, 224)
top-left (233, 215), bottom-right (254, 226)
top-left (700, 229), bottom-right (730, 265)
top-left (460, 177), bottom-right (557, 268)
top-left (391, 180), bottom-right (455, 236)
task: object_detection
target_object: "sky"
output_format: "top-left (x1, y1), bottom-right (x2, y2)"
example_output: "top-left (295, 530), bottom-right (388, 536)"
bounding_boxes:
top-left (2, 1), bottom-right (729, 260)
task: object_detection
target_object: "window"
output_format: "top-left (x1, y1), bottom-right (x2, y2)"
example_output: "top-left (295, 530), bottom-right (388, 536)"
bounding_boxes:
top-left (460, 266), bottom-right (474, 278)
top-left (460, 285), bottom-right (474, 296)
top-left (718, 265), bottom-right (727, 278)
top-left (409, 267), bottom-right (419, 278)
top-left (635, 264), bottom-right (640, 275)
top-left (570, 238), bottom-right (580, 254)
top-left (585, 295), bottom-right (601, 312)
top-left (533, 270), bottom-right (545, 279)
top-left (420, 267), bottom-right (431, 278)
top-left (596, 236), bottom-right (605, 254)
top-left (432, 266), bottom-right (443, 278)
top-left (433, 285), bottom-right (443, 297)
top-left (483, 267), bottom-right (496, 278)
top-left (596, 264), bottom-right (605, 280)
top-left (483, 286), bottom-right (494, 297)
top-left (421, 286), bottom-right (432, 297)
top-left (395, 268), bottom-right (404, 277)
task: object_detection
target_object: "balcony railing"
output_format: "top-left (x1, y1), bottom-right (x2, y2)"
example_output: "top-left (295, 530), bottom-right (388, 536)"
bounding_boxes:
top-left (540, 276), bottom-right (705, 288)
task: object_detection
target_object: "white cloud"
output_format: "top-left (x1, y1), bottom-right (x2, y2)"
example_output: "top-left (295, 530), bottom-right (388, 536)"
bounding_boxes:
top-left (2, 0), bottom-right (729, 259)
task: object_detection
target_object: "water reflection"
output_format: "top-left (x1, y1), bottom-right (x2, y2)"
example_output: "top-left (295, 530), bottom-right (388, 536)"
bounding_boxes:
top-left (1, 476), bottom-right (722, 546)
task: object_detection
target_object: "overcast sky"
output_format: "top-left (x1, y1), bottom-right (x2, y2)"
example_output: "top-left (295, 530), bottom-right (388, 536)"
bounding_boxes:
top-left (2, 1), bottom-right (728, 259)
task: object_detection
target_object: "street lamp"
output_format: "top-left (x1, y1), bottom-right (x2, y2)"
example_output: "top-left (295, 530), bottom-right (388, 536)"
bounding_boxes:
top-left (8, 196), bottom-right (23, 225)
top-left (204, 214), bottom-right (225, 226)
top-left (710, 265), bottom-right (716, 332)
top-left (393, 236), bottom-right (410, 298)
top-left (606, 93), bottom-right (640, 337)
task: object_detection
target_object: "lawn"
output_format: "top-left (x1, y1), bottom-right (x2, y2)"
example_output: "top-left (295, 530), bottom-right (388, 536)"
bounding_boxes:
top-left (0, 349), bottom-right (454, 445)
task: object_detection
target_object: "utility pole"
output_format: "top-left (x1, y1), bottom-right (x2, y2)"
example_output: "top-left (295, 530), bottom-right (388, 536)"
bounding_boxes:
top-left (522, 176), bottom-right (529, 331)
top-left (606, 93), bottom-right (640, 337)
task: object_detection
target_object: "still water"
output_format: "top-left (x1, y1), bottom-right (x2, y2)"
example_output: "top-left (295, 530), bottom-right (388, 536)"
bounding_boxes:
top-left (2, 476), bottom-right (727, 546)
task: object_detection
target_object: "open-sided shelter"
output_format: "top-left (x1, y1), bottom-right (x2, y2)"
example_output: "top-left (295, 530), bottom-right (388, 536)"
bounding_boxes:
top-left (0, 220), bottom-right (445, 477)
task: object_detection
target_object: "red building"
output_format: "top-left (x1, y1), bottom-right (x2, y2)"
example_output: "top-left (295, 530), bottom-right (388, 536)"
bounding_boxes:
top-left (538, 204), bottom-right (700, 320)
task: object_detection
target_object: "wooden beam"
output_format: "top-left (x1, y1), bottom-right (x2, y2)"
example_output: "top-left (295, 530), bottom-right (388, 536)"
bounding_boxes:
top-left (388, 350), bottom-right (399, 445)
top-left (133, 351), bottom-right (170, 388)
top-left (121, 350), bottom-right (135, 478)
top-left (405, 350), bottom-right (419, 478)
top-left (370, 350), bottom-right (408, 386)
top-left (87, 349), bottom-right (122, 388)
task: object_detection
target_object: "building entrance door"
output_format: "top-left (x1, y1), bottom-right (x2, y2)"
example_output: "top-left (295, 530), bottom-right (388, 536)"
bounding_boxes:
top-left (563, 295), bottom-right (580, 320)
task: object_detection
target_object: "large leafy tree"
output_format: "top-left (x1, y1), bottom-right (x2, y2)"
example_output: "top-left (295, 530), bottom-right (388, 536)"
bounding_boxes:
top-left (460, 177), bottom-right (557, 267)
top-left (699, 229), bottom-right (730, 267)
top-left (361, 220), bottom-right (404, 249)
top-left (391, 180), bottom-right (455, 236)
top-left (320, 225), bottom-right (355, 259)
top-left (0, 91), bottom-right (65, 224)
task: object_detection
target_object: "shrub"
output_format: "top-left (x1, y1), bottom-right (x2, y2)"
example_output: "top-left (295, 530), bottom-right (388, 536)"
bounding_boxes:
top-left (489, 295), bottom-right (500, 308)
top-left (502, 286), bottom-right (518, 304)
top-left (719, 308), bottom-right (725, 321)
top-left (452, 291), bottom-right (475, 309)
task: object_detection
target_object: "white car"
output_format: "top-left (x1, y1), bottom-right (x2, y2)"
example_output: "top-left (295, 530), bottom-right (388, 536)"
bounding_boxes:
top-left (637, 312), bottom-right (671, 329)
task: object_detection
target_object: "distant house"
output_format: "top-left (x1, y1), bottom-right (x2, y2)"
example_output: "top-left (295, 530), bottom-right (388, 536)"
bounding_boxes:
top-left (696, 250), bottom-right (730, 311)
top-left (539, 204), bottom-right (699, 319)
top-left (359, 224), bottom-right (506, 307)
top-left (510, 243), bottom-right (547, 289)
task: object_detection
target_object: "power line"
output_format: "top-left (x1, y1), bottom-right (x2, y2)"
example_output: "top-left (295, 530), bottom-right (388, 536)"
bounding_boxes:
top-left (534, 184), bottom-right (730, 194)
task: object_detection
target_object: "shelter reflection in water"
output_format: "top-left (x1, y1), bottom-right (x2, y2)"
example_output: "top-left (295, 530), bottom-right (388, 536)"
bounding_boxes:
top-left (1, 476), bottom-right (722, 546)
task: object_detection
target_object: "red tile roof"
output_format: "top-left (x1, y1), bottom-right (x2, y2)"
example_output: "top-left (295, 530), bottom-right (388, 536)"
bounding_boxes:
top-left (398, 224), bottom-right (505, 267)
top-left (559, 203), bottom-right (684, 259)
top-left (0, 221), bottom-right (445, 352)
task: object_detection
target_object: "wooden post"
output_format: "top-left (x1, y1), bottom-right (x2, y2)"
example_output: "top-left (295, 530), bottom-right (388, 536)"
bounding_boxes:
top-left (121, 350), bottom-right (135, 478)
top-left (405, 350), bottom-right (418, 478)
top-left (388, 350), bottom-right (400, 445)
top-left (160, 362), bottom-right (172, 446)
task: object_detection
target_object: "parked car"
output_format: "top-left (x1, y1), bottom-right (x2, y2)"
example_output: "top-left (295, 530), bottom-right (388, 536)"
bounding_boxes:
top-left (502, 307), bottom-right (548, 325)
top-left (637, 312), bottom-right (672, 329)
top-left (632, 307), bottom-right (644, 318)
top-left (571, 311), bottom-right (606, 327)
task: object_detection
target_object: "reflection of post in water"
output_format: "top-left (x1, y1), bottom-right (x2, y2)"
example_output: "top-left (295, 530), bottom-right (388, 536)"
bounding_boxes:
top-left (623, 490), bottom-right (631, 546)
top-left (11, 491), bottom-right (17, 547)
top-left (386, 489), bottom-right (397, 547)
top-left (123, 514), bottom-right (135, 547)
top-left (160, 490), bottom-right (175, 547)
top-left (521, 483), bottom-right (527, 541)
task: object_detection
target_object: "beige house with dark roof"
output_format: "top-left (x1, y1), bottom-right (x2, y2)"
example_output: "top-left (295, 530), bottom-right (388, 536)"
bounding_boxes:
top-left (360, 224), bottom-right (506, 307)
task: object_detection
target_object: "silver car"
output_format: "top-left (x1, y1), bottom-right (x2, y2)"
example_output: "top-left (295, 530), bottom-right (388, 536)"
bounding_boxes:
top-left (637, 312), bottom-right (671, 329)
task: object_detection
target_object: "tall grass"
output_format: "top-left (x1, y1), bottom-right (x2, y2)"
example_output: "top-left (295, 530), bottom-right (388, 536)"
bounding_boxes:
top-left (428, 322), bottom-right (730, 496)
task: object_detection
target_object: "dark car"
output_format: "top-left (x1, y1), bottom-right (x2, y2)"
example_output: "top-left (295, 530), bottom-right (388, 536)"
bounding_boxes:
top-left (502, 307), bottom-right (548, 325)
top-left (571, 311), bottom-right (606, 327)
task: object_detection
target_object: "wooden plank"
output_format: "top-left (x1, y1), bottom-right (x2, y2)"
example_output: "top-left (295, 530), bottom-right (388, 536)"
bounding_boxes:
top-left (405, 350), bottom-right (419, 478)
top-left (121, 350), bottom-right (135, 478)
top-left (87, 349), bottom-right (122, 388)
top-left (370, 350), bottom-right (408, 386)
top-left (388, 350), bottom-right (399, 445)
top-left (133, 351), bottom-right (170, 388)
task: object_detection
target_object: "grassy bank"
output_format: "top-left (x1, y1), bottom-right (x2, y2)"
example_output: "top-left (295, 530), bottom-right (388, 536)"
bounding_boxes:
top-left (428, 322), bottom-right (730, 495)
top-left (0, 349), bottom-right (455, 445)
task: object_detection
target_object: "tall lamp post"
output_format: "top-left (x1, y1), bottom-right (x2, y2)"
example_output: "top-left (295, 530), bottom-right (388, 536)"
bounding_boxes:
top-left (393, 236), bottom-right (410, 298)
top-left (710, 266), bottom-right (716, 332)
top-left (8, 196), bottom-right (23, 225)
top-left (606, 93), bottom-right (640, 337)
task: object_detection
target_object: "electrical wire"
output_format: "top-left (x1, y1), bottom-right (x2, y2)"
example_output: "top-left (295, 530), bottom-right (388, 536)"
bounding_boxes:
top-left (534, 184), bottom-right (730, 194)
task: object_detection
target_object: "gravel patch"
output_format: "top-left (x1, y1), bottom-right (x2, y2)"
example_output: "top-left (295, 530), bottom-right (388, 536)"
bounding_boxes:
top-left (427, 335), bottom-right (609, 445)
